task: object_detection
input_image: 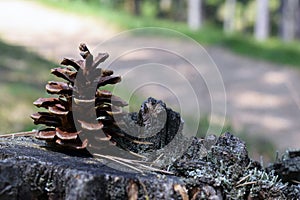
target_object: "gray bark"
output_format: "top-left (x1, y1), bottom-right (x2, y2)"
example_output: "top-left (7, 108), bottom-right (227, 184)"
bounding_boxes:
top-left (280, 0), bottom-right (299, 42)
top-left (223, 0), bottom-right (236, 33)
top-left (187, 0), bottom-right (202, 30)
top-left (255, 0), bottom-right (269, 41)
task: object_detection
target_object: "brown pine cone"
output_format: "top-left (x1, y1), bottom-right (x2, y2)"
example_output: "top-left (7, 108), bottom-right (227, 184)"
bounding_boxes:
top-left (31, 43), bottom-right (128, 150)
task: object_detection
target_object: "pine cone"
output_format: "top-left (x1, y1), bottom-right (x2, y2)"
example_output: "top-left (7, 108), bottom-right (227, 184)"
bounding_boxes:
top-left (31, 43), bottom-right (129, 150)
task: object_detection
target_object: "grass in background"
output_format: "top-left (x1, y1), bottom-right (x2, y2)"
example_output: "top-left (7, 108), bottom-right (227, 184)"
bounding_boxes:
top-left (39, 0), bottom-right (300, 67)
top-left (0, 39), bottom-right (56, 133)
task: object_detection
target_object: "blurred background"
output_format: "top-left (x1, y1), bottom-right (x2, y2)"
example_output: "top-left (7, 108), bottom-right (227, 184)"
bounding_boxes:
top-left (1, 0), bottom-right (300, 162)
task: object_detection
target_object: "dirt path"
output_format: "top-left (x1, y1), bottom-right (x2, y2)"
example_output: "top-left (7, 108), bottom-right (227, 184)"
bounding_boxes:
top-left (1, 0), bottom-right (300, 151)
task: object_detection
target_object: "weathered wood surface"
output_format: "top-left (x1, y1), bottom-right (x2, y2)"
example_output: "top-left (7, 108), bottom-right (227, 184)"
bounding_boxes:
top-left (0, 136), bottom-right (183, 200)
top-left (0, 133), bottom-right (299, 199)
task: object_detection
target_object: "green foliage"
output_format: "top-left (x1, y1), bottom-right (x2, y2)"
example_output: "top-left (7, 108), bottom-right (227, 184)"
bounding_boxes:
top-left (222, 34), bottom-right (300, 67)
top-left (141, 0), bottom-right (157, 18)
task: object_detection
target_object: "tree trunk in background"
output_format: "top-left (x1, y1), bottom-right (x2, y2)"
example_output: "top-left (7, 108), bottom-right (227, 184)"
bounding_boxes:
top-left (187, 0), bottom-right (202, 30)
top-left (280, 0), bottom-right (299, 42)
top-left (134, 0), bottom-right (141, 16)
top-left (223, 0), bottom-right (236, 33)
top-left (155, 0), bottom-right (162, 18)
top-left (171, 0), bottom-right (185, 21)
top-left (296, 1), bottom-right (300, 39)
top-left (124, 0), bottom-right (141, 16)
top-left (255, 0), bottom-right (269, 41)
